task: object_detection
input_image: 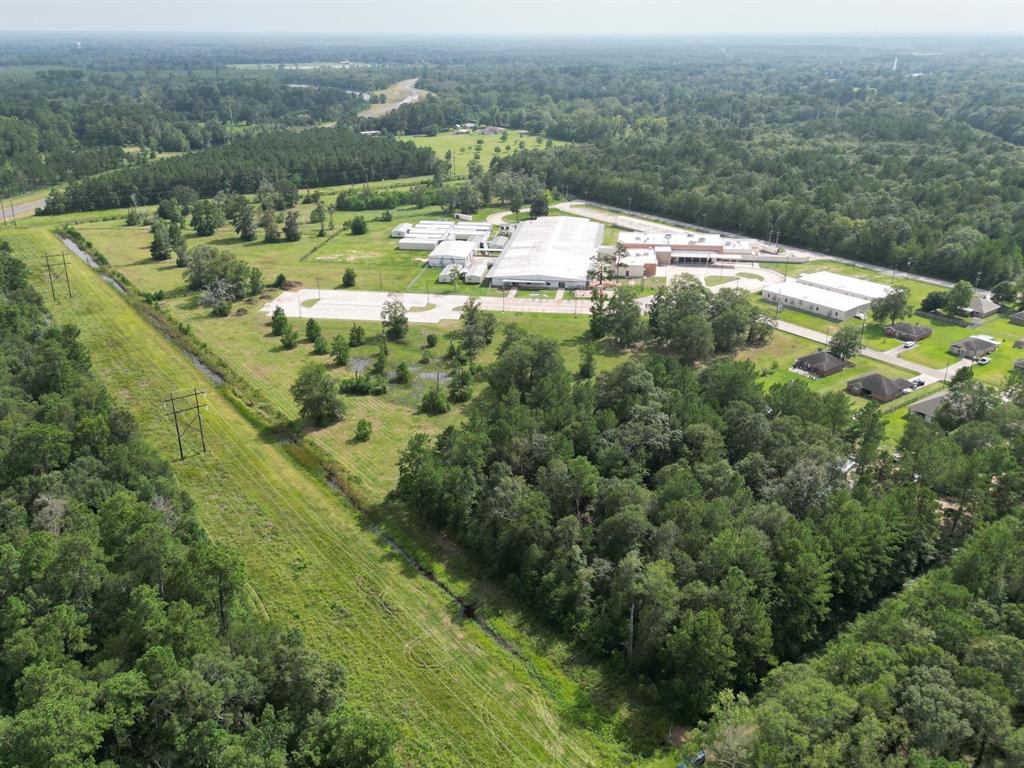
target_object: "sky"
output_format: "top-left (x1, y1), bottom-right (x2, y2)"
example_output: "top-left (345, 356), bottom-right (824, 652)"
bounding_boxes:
top-left (1, 0), bottom-right (1021, 37)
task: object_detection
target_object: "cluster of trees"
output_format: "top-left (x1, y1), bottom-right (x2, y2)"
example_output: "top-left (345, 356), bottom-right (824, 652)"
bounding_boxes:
top-left (589, 277), bottom-right (773, 356)
top-left (920, 279), bottom-right (978, 317)
top-left (183, 245), bottom-right (263, 316)
top-left (42, 129), bottom-right (436, 214)
top-left (691, 512), bottom-right (1024, 767)
top-left (0, 240), bottom-right (397, 767)
top-left (393, 326), bottom-right (1024, 722)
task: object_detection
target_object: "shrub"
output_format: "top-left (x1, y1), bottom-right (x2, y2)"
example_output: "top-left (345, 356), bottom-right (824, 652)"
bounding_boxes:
top-left (313, 335), bottom-right (328, 355)
top-left (394, 362), bottom-right (411, 384)
top-left (305, 318), bottom-right (322, 342)
top-left (425, 333), bottom-right (438, 348)
top-left (354, 419), bottom-right (373, 442)
top-left (273, 273), bottom-right (287, 288)
top-left (348, 215), bottom-right (368, 235)
top-left (421, 386), bottom-right (450, 415)
top-left (270, 306), bottom-right (288, 336)
top-left (342, 268), bottom-right (356, 288)
top-left (349, 324), bottom-right (365, 347)
top-left (341, 375), bottom-right (388, 396)
top-left (330, 335), bottom-right (349, 366)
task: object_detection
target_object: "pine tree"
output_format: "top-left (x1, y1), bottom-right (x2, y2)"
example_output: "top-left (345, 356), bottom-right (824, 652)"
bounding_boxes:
top-left (284, 210), bottom-right (302, 242)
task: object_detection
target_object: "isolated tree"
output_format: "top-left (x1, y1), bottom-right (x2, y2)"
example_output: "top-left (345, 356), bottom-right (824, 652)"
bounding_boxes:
top-left (448, 366), bottom-right (473, 402)
top-left (156, 198), bottom-right (182, 223)
top-left (261, 209), bottom-right (281, 243)
top-left (578, 344), bottom-right (597, 379)
top-left (381, 293), bottom-right (408, 341)
top-left (190, 199), bottom-right (226, 236)
top-left (305, 317), bottom-right (321, 342)
top-left (421, 385), bottom-right (450, 415)
top-left (349, 324), bottom-right (365, 347)
top-left (870, 286), bottom-right (911, 325)
top-left (284, 209), bottom-right (302, 242)
top-left (342, 268), bottom-right (357, 288)
top-left (234, 203), bottom-right (256, 241)
top-left (330, 335), bottom-right (349, 366)
top-left (530, 197), bottom-right (549, 218)
top-left (349, 215), bottom-right (368, 235)
top-left (290, 362), bottom-right (344, 426)
top-left (354, 419), bottom-right (373, 442)
top-left (270, 306), bottom-right (288, 336)
top-left (313, 334), bottom-right (329, 355)
top-left (280, 323), bottom-right (298, 349)
top-left (945, 280), bottom-right (974, 316)
top-left (371, 338), bottom-right (389, 375)
top-left (150, 219), bottom-right (173, 261)
top-left (828, 325), bottom-right (862, 360)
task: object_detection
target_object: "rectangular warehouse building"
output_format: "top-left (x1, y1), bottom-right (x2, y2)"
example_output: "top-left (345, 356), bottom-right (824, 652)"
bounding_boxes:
top-left (489, 217), bottom-right (604, 289)
top-left (427, 239), bottom-right (475, 267)
top-left (762, 279), bottom-right (871, 321)
top-left (796, 271), bottom-right (892, 301)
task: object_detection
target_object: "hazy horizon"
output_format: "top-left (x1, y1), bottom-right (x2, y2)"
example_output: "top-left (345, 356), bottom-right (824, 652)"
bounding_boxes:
top-left (2, 0), bottom-right (1022, 37)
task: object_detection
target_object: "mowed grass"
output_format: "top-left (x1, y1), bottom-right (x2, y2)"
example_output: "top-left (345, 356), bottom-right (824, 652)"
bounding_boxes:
top-left (408, 131), bottom-right (557, 177)
top-left (12, 227), bottom-right (651, 768)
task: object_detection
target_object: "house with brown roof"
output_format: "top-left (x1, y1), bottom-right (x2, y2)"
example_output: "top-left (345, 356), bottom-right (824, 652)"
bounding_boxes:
top-left (884, 323), bottom-right (932, 342)
top-left (794, 350), bottom-right (850, 378)
top-left (908, 391), bottom-right (949, 423)
top-left (846, 373), bottom-right (913, 403)
top-left (968, 294), bottom-right (1001, 318)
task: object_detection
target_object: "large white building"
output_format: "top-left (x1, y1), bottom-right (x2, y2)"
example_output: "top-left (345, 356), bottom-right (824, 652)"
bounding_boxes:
top-left (762, 279), bottom-right (871, 321)
top-left (796, 271), bottom-right (892, 301)
top-left (488, 216), bottom-right (603, 289)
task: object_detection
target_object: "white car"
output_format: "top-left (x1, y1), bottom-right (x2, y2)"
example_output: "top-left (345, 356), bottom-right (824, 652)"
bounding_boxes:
top-left (978, 356), bottom-right (991, 365)
top-left (902, 340), bottom-right (916, 349)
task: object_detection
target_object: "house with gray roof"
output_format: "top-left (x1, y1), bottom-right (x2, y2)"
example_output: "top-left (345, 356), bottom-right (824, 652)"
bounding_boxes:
top-left (846, 372), bottom-right (913, 403)
top-left (950, 336), bottom-right (998, 360)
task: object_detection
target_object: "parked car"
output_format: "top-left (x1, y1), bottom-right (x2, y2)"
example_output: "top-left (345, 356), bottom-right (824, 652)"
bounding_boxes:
top-left (911, 378), bottom-right (926, 388)
top-left (903, 340), bottom-right (917, 349)
top-left (978, 356), bottom-right (991, 365)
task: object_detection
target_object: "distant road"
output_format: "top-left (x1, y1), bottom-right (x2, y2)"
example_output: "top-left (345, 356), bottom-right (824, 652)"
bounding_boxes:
top-left (359, 78), bottom-right (430, 118)
top-left (7, 197), bottom-right (46, 220)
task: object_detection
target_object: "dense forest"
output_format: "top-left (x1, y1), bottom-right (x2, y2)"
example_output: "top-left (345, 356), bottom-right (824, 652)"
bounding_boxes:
top-left (41, 129), bottom-right (436, 213)
top-left (0, 240), bottom-right (397, 767)
top-left (394, 312), bottom-right (1024, 732)
top-left (0, 57), bottom-right (411, 193)
top-left (690, 515), bottom-right (1024, 766)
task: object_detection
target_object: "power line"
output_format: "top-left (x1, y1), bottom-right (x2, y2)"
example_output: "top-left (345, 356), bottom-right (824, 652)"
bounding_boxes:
top-left (43, 252), bottom-right (72, 300)
top-left (163, 388), bottom-right (209, 460)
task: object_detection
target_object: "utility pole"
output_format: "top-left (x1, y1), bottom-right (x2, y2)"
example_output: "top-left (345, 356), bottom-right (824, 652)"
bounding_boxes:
top-left (43, 252), bottom-right (72, 300)
top-left (163, 388), bottom-right (208, 461)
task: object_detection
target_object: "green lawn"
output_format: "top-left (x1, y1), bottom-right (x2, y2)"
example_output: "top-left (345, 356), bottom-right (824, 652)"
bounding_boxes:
top-left (11, 226), bottom-right (663, 768)
top-left (408, 131), bottom-right (558, 177)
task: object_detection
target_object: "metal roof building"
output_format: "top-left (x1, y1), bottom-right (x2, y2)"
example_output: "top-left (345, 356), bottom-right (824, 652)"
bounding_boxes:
top-left (427, 239), bottom-right (475, 267)
top-left (488, 217), bottom-right (603, 289)
top-left (762, 280), bottom-right (871, 321)
top-left (796, 271), bottom-right (893, 301)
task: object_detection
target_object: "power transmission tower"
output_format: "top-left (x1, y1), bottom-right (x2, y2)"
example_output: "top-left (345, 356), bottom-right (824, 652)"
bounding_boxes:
top-left (163, 388), bottom-right (209, 460)
top-left (43, 252), bottom-right (72, 300)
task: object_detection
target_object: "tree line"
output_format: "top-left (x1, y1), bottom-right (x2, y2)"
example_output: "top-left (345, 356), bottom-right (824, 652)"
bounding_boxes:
top-left (41, 128), bottom-right (437, 214)
top-left (0, 240), bottom-right (398, 767)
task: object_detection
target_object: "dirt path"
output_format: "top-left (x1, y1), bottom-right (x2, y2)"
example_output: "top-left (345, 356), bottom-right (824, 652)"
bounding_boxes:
top-left (359, 78), bottom-right (430, 118)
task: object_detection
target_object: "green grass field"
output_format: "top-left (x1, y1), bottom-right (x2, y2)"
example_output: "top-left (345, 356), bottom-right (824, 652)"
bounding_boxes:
top-left (408, 131), bottom-right (556, 177)
top-left (10, 226), bottom-right (666, 768)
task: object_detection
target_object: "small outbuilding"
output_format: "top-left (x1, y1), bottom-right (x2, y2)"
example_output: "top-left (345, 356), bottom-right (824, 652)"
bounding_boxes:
top-left (950, 336), bottom-right (998, 360)
top-left (908, 391), bottom-right (949, 423)
top-left (846, 373), bottom-right (913, 403)
top-left (437, 264), bottom-right (456, 284)
top-left (794, 350), bottom-right (850, 378)
top-left (390, 223), bottom-right (413, 238)
top-left (884, 323), bottom-right (932, 342)
top-left (968, 294), bottom-right (1001, 318)
top-left (463, 262), bottom-right (489, 284)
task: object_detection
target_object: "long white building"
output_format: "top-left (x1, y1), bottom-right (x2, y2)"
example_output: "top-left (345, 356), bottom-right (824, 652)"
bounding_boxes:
top-left (796, 271), bottom-right (892, 301)
top-left (762, 279), bottom-right (871, 321)
top-left (489, 217), bottom-right (603, 289)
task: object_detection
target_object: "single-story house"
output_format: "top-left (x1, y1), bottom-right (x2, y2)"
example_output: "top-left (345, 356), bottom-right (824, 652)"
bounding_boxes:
top-left (1015, 338), bottom-right (1024, 350)
top-left (1015, 359), bottom-right (1024, 372)
top-left (884, 323), bottom-right (932, 342)
top-left (846, 373), bottom-right (913, 403)
top-left (908, 391), bottom-right (949, 423)
top-left (1009, 310), bottom-right (1024, 326)
top-left (794, 350), bottom-right (850, 378)
top-left (968, 294), bottom-right (1001, 318)
top-left (950, 336), bottom-right (998, 360)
